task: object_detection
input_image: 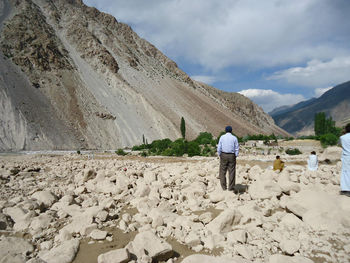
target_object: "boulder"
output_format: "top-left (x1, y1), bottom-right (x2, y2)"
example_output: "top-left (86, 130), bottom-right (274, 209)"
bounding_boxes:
top-left (97, 248), bottom-right (130, 263)
top-left (39, 239), bottom-right (80, 263)
top-left (126, 230), bottom-right (173, 261)
top-left (206, 210), bottom-right (242, 234)
top-left (248, 181), bottom-right (282, 200)
top-left (0, 236), bottom-right (34, 260)
top-left (89, 229), bottom-right (108, 240)
top-left (227, 229), bottom-right (247, 244)
top-left (269, 254), bottom-right (314, 263)
top-left (31, 191), bottom-right (57, 208)
top-left (285, 189), bottom-right (350, 232)
top-left (279, 239), bottom-right (301, 255)
top-left (182, 254), bottom-right (250, 263)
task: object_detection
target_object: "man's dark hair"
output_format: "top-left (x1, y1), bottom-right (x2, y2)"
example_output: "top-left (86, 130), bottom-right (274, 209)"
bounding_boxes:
top-left (346, 123), bottom-right (350, 133)
top-left (311, 151), bottom-right (316, 155)
top-left (225, 126), bottom-right (232, 133)
top-left (276, 155), bottom-right (280, 159)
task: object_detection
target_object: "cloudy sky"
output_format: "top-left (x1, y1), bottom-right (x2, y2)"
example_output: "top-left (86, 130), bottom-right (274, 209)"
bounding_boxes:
top-left (84, 0), bottom-right (350, 112)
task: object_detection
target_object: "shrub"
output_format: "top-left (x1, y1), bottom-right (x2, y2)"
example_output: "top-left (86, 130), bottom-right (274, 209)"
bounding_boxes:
top-left (132, 145), bottom-right (146, 151)
top-left (320, 133), bottom-right (339, 147)
top-left (286, 148), bottom-right (302, 155)
top-left (187, 141), bottom-right (201, 157)
top-left (170, 138), bottom-right (186, 156)
top-left (150, 138), bottom-right (172, 154)
top-left (116, 149), bottom-right (127, 156)
top-left (77, 150), bottom-right (81, 154)
top-left (140, 151), bottom-right (148, 157)
top-left (195, 132), bottom-right (213, 145)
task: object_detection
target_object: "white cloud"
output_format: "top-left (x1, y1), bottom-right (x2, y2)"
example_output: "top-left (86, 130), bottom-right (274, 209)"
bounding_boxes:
top-left (191, 75), bottom-right (216, 85)
top-left (268, 57), bottom-right (350, 87)
top-left (314, 87), bottom-right (333, 98)
top-left (238, 89), bottom-right (305, 112)
top-left (83, 0), bottom-right (350, 72)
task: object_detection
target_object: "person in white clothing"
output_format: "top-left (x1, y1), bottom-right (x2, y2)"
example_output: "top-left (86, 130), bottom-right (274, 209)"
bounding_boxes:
top-left (340, 123), bottom-right (350, 196)
top-left (307, 151), bottom-right (318, 171)
top-left (217, 126), bottom-right (239, 191)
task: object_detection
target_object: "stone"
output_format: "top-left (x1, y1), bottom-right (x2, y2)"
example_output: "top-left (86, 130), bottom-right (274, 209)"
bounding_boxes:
top-left (90, 229), bottom-right (108, 240)
top-left (269, 254), bottom-right (314, 263)
top-left (206, 210), bottom-right (242, 234)
top-left (227, 229), bottom-right (247, 244)
top-left (279, 239), bottom-right (301, 255)
top-left (182, 254), bottom-right (248, 263)
top-left (285, 189), bottom-right (350, 232)
top-left (184, 232), bottom-right (201, 247)
top-left (198, 212), bottom-right (212, 224)
top-left (235, 244), bottom-right (254, 260)
top-left (248, 180), bottom-right (282, 200)
top-left (126, 230), bottom-right (173, 261)
top-left (97, 248), bottom-right (130, 263)
top-left (31, 191), bottom-right (57, 208)
top-left (280, 213), bottom-right (303, 229)
top-left (39, 239), bottom-right (80, 263)
top-left (0, 236), bottom-right (34, 260)
top-left (3, 207), bottom-right (26, 223)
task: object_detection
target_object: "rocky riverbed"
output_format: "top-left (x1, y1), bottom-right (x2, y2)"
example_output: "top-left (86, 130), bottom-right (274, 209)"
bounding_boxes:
top-left (0, 150), bottom-right (349, 263)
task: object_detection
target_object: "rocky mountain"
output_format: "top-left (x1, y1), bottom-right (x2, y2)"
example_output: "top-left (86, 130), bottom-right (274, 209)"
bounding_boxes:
top-left (271, 81), bottom-right (350, 135)
top-left (0, 0), bottom-right (288, 151)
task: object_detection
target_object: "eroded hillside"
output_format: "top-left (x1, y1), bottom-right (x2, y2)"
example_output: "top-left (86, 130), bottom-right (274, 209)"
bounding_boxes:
top-left (0, 0), bottom-right (289, 151)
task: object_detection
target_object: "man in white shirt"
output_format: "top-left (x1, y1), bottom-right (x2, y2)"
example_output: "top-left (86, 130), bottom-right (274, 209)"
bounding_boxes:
top-left (307, 151), bottom-right (318, 171)
top-left (217, 126), bottom-right (239, 191)
top-left (340, 123), bottom-right (350, 196)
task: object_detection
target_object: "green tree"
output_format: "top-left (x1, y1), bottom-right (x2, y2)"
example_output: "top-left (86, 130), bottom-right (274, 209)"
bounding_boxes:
top-left (314, 112), bottom-right (326, 136)
top-left (320, 133), bottom-right (338, 147)
top-left (181, 117), bottom-right (186, 139)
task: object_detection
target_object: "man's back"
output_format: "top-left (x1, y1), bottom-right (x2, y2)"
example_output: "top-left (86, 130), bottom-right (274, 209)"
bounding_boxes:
top-left (217, 133), bottom-right (239, 156)
top-left (341, 133), bottom-right (350, 157)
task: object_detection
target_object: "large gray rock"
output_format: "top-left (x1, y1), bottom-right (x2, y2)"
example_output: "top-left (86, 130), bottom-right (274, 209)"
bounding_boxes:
top-left (97, 248), bottom-right (130, 263)
top-left (248, 180), bottom-right (282, 200)
top-left (39, 239), bottom-right (80, 263)
top-left (285, 189), bottom-right (350, 232)
top-left (126, 230), bottom-right (173, 261)
top-left (31, 191), bottom-right (57, 208)
top-left (269, 254), bottom-right (314, 263)
top-left (182, 254), bottom-right (250, 263)
top-left (0, 237), bottom-right (34, 261)
top-left (279, 239), bottom-right (301, 255)
top-left (206, 210), bottom-right (242, 234)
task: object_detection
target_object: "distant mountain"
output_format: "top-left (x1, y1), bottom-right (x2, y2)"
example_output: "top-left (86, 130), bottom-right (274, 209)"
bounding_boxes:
top-left (0, 0), bottom-right (288, 151)
top-left (269, 98), bottom-right (317, 118)
top-left (271, 81), bottom-right (350, 135)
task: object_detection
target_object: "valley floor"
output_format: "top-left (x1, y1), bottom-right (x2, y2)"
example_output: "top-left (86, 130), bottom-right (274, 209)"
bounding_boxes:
top-left (0, 149), bottom-right (349, 263)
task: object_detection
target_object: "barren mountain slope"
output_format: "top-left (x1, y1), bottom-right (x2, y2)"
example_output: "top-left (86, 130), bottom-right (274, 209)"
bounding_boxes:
top-left (271, 81), bottom-right (350, 135)
top-left (0, 0), bottom-right (288, 151)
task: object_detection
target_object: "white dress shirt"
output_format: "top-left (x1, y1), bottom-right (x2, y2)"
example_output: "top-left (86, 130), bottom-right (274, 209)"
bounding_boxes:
top-left (217, 132), bottom-right (239, 156)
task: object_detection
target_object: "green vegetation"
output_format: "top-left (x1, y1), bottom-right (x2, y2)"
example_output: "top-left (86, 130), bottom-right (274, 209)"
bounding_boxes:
top-left (181, 117), bottom-right (186, 139)
top-left (285, 148), bottom-right (302, 155)
top-left (77, 150), bottom-right (81, 154)
top-left (314, 112), bottom-right (341, 136)
top-left (116, 149), bottom-right (127, 156)
top-left (312, 112), bottom-right (342, 147)
top-left (319, 133), bottom-right (339, 147)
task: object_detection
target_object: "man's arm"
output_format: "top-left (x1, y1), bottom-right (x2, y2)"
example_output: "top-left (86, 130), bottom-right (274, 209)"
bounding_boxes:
top-left (217, 137), bottom-right (222, 156)
top-left (234, 138), bottom-right (239, 157)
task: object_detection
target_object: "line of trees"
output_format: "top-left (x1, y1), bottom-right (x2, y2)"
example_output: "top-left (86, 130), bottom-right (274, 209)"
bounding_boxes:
top-left (314, 112), bottom-right (342, 146)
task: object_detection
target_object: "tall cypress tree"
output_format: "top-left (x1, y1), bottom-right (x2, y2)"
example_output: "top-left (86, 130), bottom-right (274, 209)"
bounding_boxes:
top-left (180, 117), bottom-right (186, 139)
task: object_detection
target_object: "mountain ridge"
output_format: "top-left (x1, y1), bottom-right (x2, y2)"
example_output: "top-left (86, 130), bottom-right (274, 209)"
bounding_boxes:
top-left (271, 81), bottom-right (350, 135)
top-left (0, 0), bottom-right (288, 151)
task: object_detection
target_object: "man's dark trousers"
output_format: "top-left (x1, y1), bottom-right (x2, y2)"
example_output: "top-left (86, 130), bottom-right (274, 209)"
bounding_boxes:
top-left (219, 153), bottom-right (236, 190)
